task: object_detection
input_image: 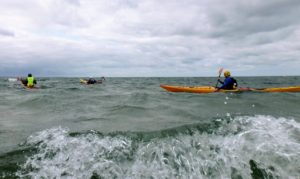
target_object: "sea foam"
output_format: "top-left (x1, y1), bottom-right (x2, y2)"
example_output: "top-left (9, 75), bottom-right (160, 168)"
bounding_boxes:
top-left (17, 115), bottom-right (300, 178)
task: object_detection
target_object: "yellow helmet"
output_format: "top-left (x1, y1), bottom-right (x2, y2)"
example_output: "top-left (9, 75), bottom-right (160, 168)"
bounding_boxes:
top-left (224, 70), bottom-right (231, 77)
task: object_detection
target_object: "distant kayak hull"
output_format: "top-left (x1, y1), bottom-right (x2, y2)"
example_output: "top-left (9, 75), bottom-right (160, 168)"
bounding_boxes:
top-left (160, 85), bottom-right (300, 93)
top-left (80, 79), bottom-right (88, 84)
top-left (20, 81), bottom-right (38, 89)
top-left (80, 79), bottom-right (103, 85)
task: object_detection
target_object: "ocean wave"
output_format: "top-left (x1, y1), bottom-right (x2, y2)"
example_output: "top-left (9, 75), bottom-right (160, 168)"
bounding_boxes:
top-left (15, 115), bottom-right (300, 178)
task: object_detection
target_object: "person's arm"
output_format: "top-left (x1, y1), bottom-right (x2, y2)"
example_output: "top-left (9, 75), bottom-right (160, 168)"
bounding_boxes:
top-left (219, 78), bottom-right (230, 89)
top-left (216, 79), bottom-right (224, 89)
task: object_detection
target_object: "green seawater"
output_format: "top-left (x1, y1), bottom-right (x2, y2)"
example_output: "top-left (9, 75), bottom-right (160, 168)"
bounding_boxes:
top-left (0, 77), bottom-right (300, 178)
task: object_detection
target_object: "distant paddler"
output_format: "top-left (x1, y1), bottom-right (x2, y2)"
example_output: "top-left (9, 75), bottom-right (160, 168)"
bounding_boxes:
top-left (19, 73), bottom-right (37, 88)
top-left (80, 77), bottom-right (105, 85)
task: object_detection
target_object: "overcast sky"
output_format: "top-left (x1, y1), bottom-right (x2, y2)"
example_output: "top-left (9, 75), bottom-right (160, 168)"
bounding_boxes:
top-left (1, 0), bottom-right (300, 77)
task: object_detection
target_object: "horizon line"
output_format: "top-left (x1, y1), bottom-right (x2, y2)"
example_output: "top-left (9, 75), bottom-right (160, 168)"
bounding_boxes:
top-left (1, 75), bottom-right (300, 78)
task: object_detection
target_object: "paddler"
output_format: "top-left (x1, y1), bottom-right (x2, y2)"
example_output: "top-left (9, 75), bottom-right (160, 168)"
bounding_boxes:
top-left (87, 78), bottom-right (97, 84)
top-left (216, 70), bottom-right (238, 90)
top-left (19, 73), bottom-right (37, 87)
top-left (86, 77), bottom-right (105, 84)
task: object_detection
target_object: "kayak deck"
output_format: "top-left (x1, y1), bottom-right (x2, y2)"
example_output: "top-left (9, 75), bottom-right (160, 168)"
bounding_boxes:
top-left (160, 85), bottom-right (300, 93)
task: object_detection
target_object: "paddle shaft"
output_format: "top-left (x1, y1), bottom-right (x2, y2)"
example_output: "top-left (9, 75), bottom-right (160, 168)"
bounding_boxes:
top-left (215, 68), bottom-right (223, 87)
top-left (215, 76), bottom-right (221, 87)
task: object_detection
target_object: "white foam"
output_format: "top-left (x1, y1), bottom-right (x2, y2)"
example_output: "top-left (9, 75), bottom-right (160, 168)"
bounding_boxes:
top-left (18, 127), bottom-right (132, 178)
top-left (8, 78), bottom-right (17, 82)
top-left (17, 115), bottom-right (300, 178)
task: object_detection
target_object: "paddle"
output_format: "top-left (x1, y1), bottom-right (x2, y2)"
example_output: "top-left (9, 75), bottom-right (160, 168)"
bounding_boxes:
top-left (215, 68), bottom-right (223, 87)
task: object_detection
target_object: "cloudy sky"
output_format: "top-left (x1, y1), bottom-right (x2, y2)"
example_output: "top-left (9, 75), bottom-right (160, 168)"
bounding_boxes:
top-left (1, 0), bottom-right (300, 77)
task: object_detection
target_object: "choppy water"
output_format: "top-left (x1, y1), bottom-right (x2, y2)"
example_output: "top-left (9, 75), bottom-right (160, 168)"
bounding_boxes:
top-left (0, 77), bottom-right (300, 178)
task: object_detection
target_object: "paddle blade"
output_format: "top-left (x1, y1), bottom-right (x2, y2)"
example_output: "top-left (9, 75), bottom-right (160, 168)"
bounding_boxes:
top-left (218, 68), bottom-right (224, 76)
top-left (215, 67), bottom-right (223, 87)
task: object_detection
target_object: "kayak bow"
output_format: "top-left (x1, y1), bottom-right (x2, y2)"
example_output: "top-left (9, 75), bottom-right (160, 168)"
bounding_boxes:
top-left (80, 79), bottom-right (88, 84)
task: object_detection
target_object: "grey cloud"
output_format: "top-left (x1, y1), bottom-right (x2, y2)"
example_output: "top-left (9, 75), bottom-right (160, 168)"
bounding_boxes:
top-left (49, 4), bottom-right (88, 28)
top-left (1, 0), bottom-right (300, 77)
top-left (65, 0), bottom-right (81, 6)
top-left (181, 58), bottom-right (203, 65)
top-left (110, 0), bottom-right (139, 8)
top-left (207, 0), bottom-right (300, 39)
top-left (241, 0), bottom-right (300, 17)
top-left (244, 26), bottom-right (295, 46)
top-left (111, 0), bottom-right (300, 42)
top-left (0, 28), bottom-right (14, 37)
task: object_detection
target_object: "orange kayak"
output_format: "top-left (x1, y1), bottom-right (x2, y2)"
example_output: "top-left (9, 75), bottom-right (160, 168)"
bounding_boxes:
top-left (160, 85), bottom-right (300, 93)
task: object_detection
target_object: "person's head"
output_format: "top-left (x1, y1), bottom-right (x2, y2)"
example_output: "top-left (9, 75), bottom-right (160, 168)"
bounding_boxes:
top-left (28, 73), bottom-right (32, 77)
top-left (224, 70), bottom-right (231, 77)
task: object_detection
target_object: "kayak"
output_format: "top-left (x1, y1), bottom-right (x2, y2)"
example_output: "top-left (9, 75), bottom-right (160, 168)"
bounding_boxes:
top-left (80, 79), bottom-right (88, 84)
top-left (20, 81), bottom-right (38, 89)
top-left (80, 79), bottom-right (104, 85)
top-left (160, 85), bottom-right (300, 93)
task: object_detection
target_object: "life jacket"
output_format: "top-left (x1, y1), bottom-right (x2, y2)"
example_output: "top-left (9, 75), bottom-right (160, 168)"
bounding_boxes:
top-left (231, 77), bottom-right (238, 89)
top-left (27, 76), bottom-right (34, 87)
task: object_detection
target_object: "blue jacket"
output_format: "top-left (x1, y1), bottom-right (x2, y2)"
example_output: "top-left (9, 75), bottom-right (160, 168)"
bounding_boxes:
top-left (219, 77), bottom-right (237, 89)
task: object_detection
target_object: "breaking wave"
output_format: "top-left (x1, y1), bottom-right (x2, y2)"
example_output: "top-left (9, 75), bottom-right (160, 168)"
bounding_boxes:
top-left (16, 115), bottom-right (300, 178)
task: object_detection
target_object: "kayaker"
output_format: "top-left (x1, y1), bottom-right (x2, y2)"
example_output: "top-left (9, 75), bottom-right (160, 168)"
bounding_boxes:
top-left (87, 78), bottom-right (97, 84)
top-left (216, 70), bottom-right (238, 90)
top-left (86, 77), bottom-right (105, 84)
top-left (19, 73), bottom-right (37, 87)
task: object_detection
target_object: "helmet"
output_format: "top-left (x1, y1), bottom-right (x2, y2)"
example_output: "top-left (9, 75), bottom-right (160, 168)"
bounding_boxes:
top-left (224, 70), bottom-right (231, 77)
top-left (28, 73), bottom-right (32, 77)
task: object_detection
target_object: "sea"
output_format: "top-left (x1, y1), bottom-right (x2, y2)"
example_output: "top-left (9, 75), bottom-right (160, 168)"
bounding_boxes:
top-left (0, 76), bottom-right (300, 179)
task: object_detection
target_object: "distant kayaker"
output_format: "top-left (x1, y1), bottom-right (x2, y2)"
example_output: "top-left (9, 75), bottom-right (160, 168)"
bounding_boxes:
top-left (216, 70), bottom-right (238, 90)
top-left (87, 78), bottom-right (97, 84)
top-left (86, 77), bottom-right (105, 84)
top-left (18, 73), bottom-right (37, 88)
